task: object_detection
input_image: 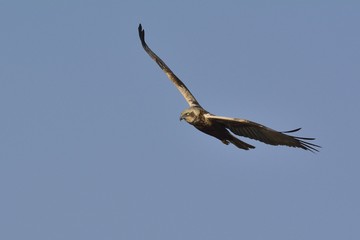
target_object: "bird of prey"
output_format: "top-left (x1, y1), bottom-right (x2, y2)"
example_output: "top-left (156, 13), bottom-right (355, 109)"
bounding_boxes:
top-left (138, 24), bottom-right (320, 152)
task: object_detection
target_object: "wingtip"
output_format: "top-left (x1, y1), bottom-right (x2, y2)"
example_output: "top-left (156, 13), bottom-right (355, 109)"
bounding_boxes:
top-left (138, 23), bottom-right (144, 37)
top-left (297, 138), bottom-right (321, 153)
top-left (138, 24), bottom-right (146, 47)
top-left (282, 128), bottom-right (301, 134)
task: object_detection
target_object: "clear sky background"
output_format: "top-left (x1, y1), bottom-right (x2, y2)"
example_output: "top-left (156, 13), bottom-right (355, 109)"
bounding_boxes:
top-left (1, 1), bottom-right (359, 240)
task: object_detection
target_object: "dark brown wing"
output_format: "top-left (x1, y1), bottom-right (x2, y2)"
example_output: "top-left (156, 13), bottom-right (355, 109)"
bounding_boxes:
top-left (138, 24), bottom-right (201, 107)
top-left (205, 114), bottom-right (320, 152)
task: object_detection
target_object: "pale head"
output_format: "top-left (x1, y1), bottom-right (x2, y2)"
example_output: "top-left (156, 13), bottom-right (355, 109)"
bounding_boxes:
top-left (179, 107), bottom-right (202, 124)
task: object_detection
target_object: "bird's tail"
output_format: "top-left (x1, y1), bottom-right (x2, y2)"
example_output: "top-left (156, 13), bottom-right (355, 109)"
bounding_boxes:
top-left (229, 135), bottom-right (255, 150)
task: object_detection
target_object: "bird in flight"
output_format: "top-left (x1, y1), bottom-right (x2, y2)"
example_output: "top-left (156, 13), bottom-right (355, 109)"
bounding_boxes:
top-left (138, 24), bottom-right (320, 152)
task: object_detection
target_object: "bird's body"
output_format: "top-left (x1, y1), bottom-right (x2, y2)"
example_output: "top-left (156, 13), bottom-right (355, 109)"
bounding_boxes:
top-left (138, 24), bottom-right (320, 152)
top-left (180, 106), bottom-right (255, 150)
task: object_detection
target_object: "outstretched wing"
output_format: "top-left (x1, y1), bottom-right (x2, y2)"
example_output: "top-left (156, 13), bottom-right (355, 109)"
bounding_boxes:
top-left (205, 114), bottom-right (320, 152)
top-left (138, 24), bottom-right (201, 107)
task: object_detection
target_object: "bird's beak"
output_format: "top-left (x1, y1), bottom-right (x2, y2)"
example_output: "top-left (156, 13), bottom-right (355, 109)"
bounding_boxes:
top-left (179, 116), bottom-right (184, 121)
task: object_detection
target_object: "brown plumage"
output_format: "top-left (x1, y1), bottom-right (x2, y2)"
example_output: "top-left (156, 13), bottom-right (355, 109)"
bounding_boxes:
top-left (138, 24), bottom-right (320, 152)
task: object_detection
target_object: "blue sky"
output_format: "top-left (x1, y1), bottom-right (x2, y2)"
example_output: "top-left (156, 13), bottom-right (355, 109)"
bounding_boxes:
top-left (1, 1), bottom-right (359, 239)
